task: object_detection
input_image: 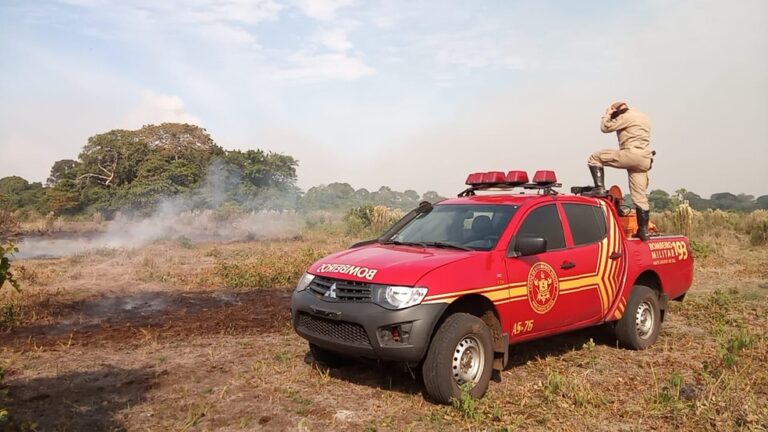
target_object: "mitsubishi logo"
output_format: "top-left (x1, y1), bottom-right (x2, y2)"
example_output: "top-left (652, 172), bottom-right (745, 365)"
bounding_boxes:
top-left (324, 283), bottom-right (337, 299)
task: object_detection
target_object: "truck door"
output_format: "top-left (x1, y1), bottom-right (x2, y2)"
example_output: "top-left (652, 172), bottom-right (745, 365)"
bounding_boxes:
top-left (559, 202), bottom-right (621, 323)
top-left (503, 203), bottom-right (606, 337)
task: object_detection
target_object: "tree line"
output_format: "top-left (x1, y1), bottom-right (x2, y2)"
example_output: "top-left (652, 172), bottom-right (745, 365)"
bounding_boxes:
top-left (628, 189), bottom-right (768, 212)
top-left (1, 123), bottom-right (764, 218)
top-left (1, 124), bottom-right (300, 217)
top-left (0, 123), bottom-right (446, 219)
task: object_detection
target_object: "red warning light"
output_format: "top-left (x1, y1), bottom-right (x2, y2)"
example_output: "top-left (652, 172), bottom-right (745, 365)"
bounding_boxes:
top-left (506, 170), bottom-right (529, 186)
top-left (465, 172), bottom-right (484, 185)
top-left (532, 170), bottom-right (557, 184)
top-left (481, 171), bottom-right (506, 184)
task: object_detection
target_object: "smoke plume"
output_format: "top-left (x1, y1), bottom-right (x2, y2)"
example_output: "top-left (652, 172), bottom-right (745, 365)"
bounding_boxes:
top-left (16, 161), bottom-right (303, 259)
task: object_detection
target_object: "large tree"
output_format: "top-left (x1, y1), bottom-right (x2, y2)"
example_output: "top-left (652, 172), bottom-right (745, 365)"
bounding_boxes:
top-left (47, 159), bottom-right (80, 187)
top-left (224, 149), bottom-right (298, 192)
top-left (648, 189), bottom-right (675, 212)
top-left (65, 123), bottom-right (228, 212)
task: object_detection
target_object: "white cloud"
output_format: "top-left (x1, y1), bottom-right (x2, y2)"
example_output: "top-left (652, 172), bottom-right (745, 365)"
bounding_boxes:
top-left (200, 22), bottom-right (258, 45)
top-left (317, 28), bottom-right (352, 52)
top-left (413, 26), bottom-right (539, 70)
top-left (274, 52), bottom-right (374, 82)
top-left (198, 0), bottom-right (283, 24)
top-left (296, 0), bottom-right (354, 21)
top-left (56, 0), bottom-right (281, 47)
top-left (124, 91), bottom-right (203, 128)
top-left (56, 0), bottom-right (104, 5)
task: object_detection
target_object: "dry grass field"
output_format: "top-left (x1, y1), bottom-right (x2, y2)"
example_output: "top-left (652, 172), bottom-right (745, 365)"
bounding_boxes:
top-left (1, 212), bottom-right (767, 431)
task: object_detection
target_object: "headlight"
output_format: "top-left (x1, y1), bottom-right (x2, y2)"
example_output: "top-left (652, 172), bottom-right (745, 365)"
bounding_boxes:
top-left (374, 286), bottom-right (428, 310)
top-left (295, 273), bottom-right (315, 292)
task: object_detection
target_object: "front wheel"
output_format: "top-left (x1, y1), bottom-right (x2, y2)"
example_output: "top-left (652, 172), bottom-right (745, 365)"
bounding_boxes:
top-left (422, 313), bottom-right (494, 404)
top-left (615, 285), bottom-right (661, 349)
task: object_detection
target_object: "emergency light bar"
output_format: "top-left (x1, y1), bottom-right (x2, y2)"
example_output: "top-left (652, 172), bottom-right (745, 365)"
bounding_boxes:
top-left (460, 169), bottom-right (560, 196)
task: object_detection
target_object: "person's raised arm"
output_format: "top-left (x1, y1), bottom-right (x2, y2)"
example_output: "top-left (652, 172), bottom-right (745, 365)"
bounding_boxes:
top-left (601, 104), bottom-right (631, 133)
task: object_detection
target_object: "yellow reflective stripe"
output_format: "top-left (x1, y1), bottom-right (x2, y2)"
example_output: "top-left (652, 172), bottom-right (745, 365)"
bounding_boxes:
top-left (561, 285), bottom-right (598, 294)
top-left (560, 276), bottom-right (600, 291)
top-left (494, 297), bottom-right (529, 305)
top-left (423, 281), bottom-right (526, 301)
top-left (603, 218), bottom-right (617, 306)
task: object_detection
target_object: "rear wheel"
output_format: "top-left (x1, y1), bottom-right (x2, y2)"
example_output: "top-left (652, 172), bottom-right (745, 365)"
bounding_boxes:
top-left (615, 285), bottom-right (660, 349)
top-left (309, 343), bottom-right (349, 368)
top-left (422, 313), bottom-right (494, 404)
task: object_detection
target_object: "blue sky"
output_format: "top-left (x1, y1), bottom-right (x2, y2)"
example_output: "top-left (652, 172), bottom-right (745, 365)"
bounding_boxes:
top-left (1, 0), bottom-right (766, 197)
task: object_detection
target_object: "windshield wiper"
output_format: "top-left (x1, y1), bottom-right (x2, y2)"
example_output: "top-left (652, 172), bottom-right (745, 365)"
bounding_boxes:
top-left (421, 242), bottom-right (474, 251)
top-left (381, 240), bottom-right (427, 247)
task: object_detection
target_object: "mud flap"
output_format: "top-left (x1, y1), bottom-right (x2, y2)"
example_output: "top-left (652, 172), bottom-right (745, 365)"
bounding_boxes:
top-left (659, 293), bottom-right (669, 322)
top-left (493, 332), bottom-right (509, 372)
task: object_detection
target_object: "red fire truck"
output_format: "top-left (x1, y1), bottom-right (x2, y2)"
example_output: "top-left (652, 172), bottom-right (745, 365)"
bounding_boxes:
top-left (291, 170), bottom-right (693, 403)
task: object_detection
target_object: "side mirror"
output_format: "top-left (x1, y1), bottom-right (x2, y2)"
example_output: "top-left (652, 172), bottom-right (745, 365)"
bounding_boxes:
top-left (509, 236), bottom-right (547, 257)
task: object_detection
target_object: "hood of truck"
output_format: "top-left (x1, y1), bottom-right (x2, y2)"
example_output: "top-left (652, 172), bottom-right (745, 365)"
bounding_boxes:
top-left (307, 243), bottom-right (475, 286)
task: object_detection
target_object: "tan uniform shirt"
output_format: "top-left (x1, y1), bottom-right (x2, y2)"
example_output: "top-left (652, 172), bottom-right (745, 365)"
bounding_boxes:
top-left (600, 109), bottom-right (652, 156)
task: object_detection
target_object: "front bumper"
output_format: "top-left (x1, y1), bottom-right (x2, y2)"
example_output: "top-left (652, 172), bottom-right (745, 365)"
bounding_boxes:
top-left (291, 289), bottom-right (447, 363)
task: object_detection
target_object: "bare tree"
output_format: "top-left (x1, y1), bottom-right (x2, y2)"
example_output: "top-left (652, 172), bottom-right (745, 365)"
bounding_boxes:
top-left (77, 152), bottom-right (118, 186)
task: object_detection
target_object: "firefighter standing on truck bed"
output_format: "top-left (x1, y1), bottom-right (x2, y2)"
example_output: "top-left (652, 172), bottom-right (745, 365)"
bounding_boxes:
top-left (588, 101), bottom-right (653, 241)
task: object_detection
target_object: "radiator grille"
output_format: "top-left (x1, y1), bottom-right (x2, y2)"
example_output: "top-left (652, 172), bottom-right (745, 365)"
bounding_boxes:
top-left (296, 312), bottom-right (371, 346)
top-left (308, 276), bottom-right (373, 302)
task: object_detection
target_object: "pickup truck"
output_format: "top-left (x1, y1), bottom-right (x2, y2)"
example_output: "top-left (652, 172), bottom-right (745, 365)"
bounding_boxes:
top-left (291, 170), bottom-right (693, 404)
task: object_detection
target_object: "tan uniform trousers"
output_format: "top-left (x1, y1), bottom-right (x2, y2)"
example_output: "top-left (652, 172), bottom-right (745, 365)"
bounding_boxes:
top-left (588, 149), bottom-right (652, 211)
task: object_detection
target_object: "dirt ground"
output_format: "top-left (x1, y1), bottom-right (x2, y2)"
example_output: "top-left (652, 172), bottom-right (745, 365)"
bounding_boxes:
top-left (1, 235), bottom-right (767, 431)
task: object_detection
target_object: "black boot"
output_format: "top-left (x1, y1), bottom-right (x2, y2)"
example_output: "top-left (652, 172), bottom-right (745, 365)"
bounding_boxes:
top-left (589, 166), bottom-right (605, 195)
top-left (634, 207), bottom-right (650, 241)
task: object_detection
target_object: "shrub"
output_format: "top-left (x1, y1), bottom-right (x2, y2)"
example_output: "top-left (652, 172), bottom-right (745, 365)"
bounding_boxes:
top-left (344, 205), bottom-right (404, 235)
top-left (543, 370), bottom-right (605, 407)
top-left (656, 372), bottom-right (685, 405)
top-left (720, 329), bottom-right (753, 368)
top-left (0, 210), bottom-right (19, 237)
top-left (344, 205), bottom-right (374, 235)
top-left (214, 202), bottom-right (243, 221)
top-left (452, 383), bottom-right (481, 421)
top-left (0, 302), bottom-right (22, 331)
top-left (371, 205), bottom-right (404, 232)
top-left (175, 235), bottom-right (195, 249)
top-left (689, 240), bottom-right (711, 259)
top-left (0, 242), bottom-right (20, 292)
top-left (747, 219), bottom-right (768, 246)
top-left (212, 246), bottom-right (323, 289)
top-left (304, 212), bottom-right (332, 230)
top-left (671, 202), bottom-right (694, 237)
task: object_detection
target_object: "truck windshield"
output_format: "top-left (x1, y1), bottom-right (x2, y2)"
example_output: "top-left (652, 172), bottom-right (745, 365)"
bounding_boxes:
top-left (385, 204), bottom-right (518, 251)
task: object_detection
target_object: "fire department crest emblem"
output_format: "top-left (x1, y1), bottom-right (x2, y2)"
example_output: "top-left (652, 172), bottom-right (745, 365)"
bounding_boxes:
top-left (527, 262), bottom-right (559, 314)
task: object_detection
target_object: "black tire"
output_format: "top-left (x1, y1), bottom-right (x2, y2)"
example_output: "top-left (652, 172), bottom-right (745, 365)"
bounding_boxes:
top-left (615, 285), bottom-right (661, 350)
top-left (309, 343), bottom-right (349, 368)
top-left (422, 313), bottom-right (494, 404)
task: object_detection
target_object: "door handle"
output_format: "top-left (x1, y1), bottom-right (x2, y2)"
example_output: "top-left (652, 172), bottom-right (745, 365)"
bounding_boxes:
top-left (560, 261), bottom-right (576, 270)
top-left (609, 252), bottom-right (623, 260)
